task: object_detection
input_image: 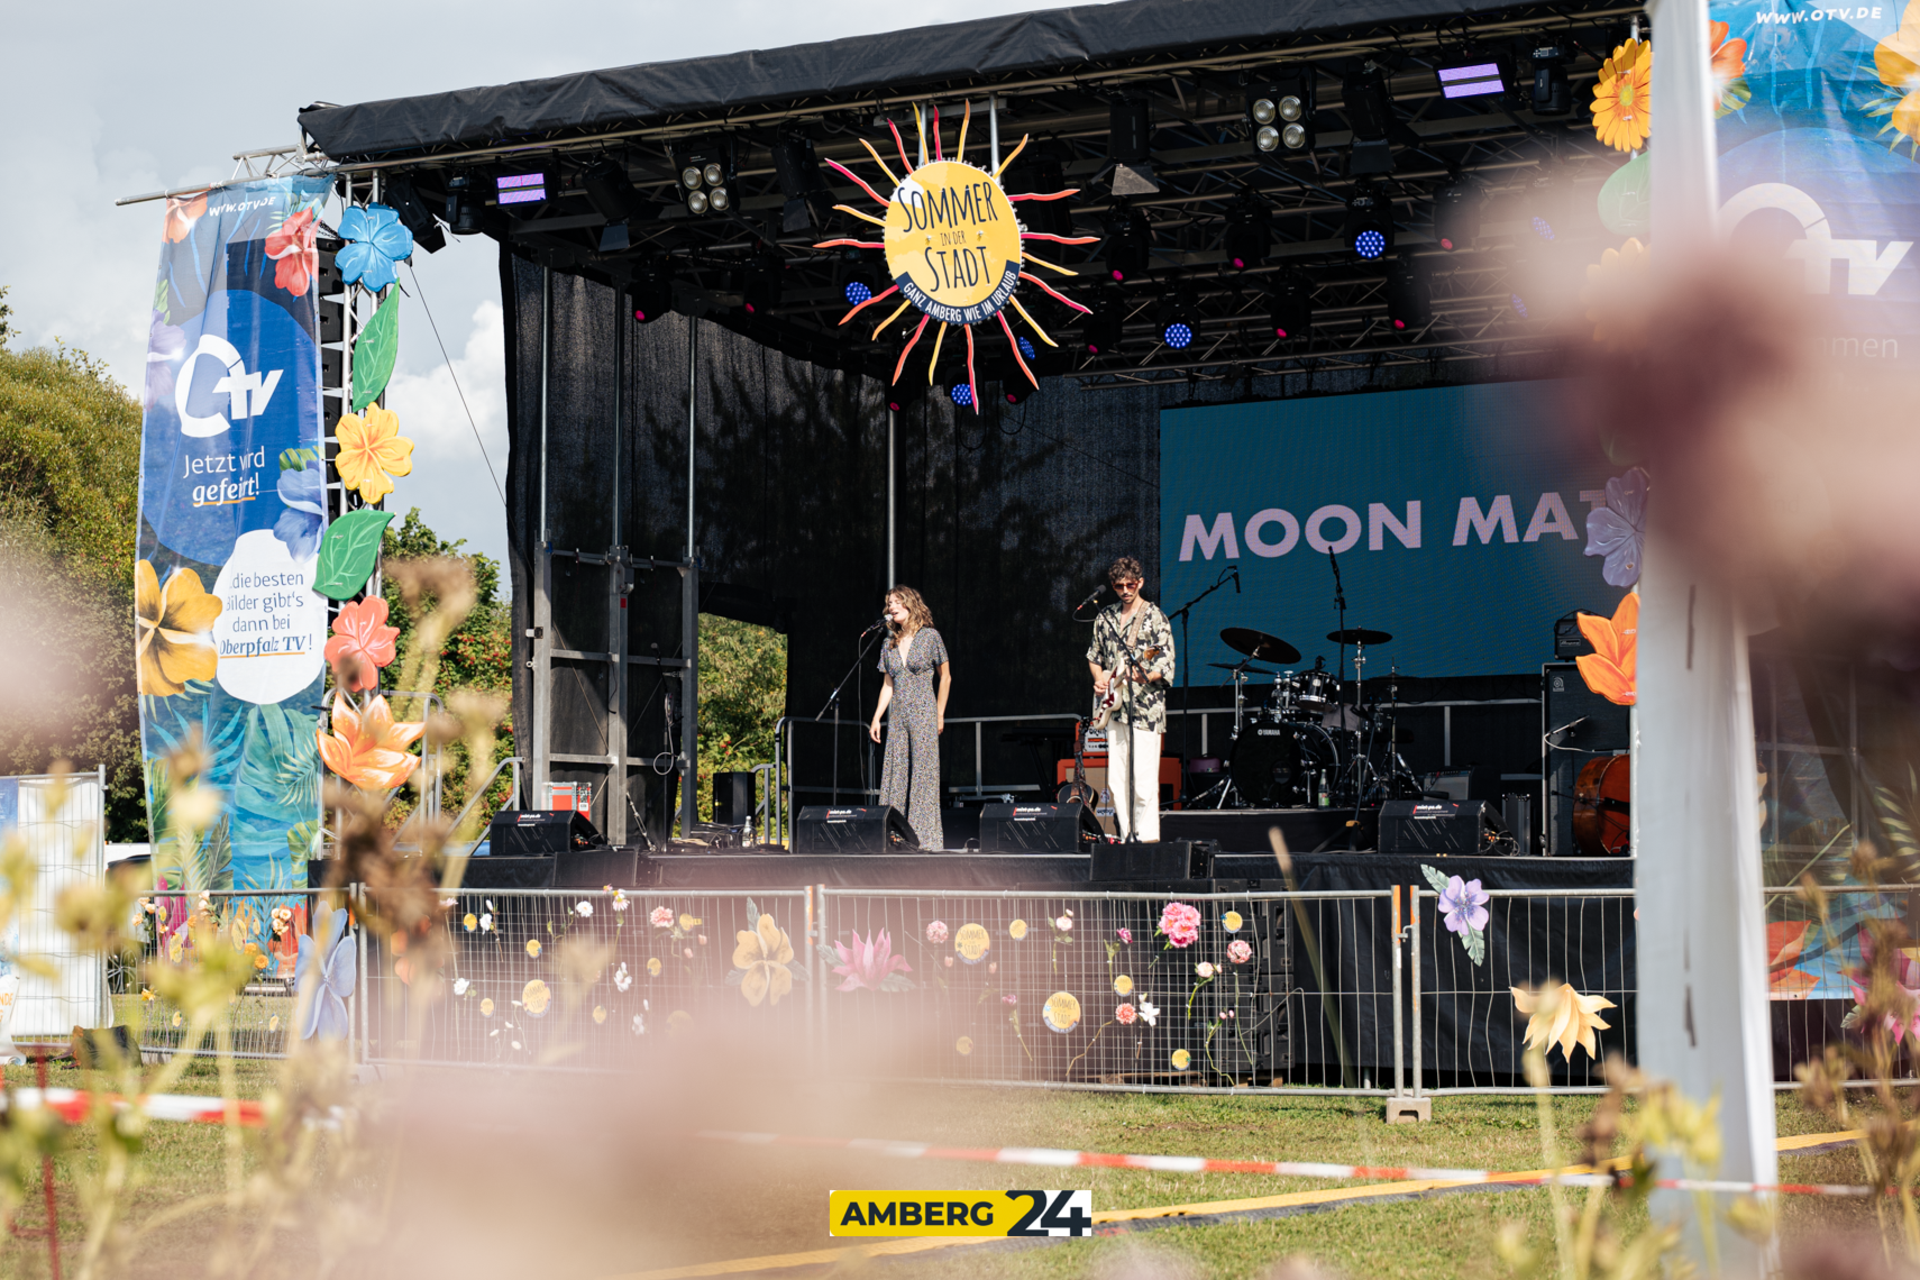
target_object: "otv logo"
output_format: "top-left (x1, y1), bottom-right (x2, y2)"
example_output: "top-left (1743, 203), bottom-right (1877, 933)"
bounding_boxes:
top-left (174, 334), bottom-right (283, 438)
top-left (1721, 183), bottom-right (1911, 296)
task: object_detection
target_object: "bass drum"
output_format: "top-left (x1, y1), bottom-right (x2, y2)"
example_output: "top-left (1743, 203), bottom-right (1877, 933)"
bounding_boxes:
top-left (1229, 720), bottom-right (1312, 808)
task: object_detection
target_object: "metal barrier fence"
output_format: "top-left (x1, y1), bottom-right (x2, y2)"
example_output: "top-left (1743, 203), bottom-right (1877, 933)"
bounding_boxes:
top-left (136, 889), bottom-right (327, 1062)
top-left (5, 768), bottom-right (110, 1039)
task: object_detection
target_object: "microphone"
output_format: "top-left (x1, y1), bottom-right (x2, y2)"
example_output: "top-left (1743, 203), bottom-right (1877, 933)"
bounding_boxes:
top-left (1231, 565), bottom-right (1241, 594)
top-left (1075, 585), bottom-right (1106, 611)
top-left (860, 616), bottom-right (888, 637)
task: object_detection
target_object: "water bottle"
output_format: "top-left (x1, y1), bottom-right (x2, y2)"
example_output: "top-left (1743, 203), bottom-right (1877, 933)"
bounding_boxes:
top-left (1316, 771), bottom-right (1330, 809)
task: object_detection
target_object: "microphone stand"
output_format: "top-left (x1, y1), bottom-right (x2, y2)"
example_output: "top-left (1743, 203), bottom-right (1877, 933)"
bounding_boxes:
top-left (1162, 564), bottom-right (1238, 806)
top-left (817, 626), bottom-right (886, 807)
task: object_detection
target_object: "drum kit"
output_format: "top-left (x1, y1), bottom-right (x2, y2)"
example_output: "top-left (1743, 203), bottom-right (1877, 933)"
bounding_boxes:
top-left (1190, 624), bottom-right (1423, 812)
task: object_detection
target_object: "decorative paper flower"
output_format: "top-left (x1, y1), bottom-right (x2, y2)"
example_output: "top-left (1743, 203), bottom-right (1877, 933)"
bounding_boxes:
top-left (1227, 940), bottom-right (1253, 965)
top-left (1710, 21), bottom-right (1750, 117)
top-left (668, 1010), bottom-right (692, 1035)
top-left (611, 889), bottom-right (629, 912)
top-left (525, 938), bottom-right (542, 959)
top-left (1581, 238), bottom-right (1653, 354)
top-left (453, 977), bottom-right (470, 996)
top-left (1195, 961), bottom-right (1216, 979)
top-left (647, 957), bottom-right (662, 977)
top-left (479, 912), bottom-right (493, 932)
top-left (521, 978), bottom-right (552, 1019)
top-left (265, 207), bottom-right (318, 297)
top-left (575, 901), bottom-right (594, 918)
top-left (324, 597), bottom-right (400, 692)
top-left (732, 913), bottom-right (797, 1007)
top-left (144, 309), bottom-right (186, 409)
top-left (679, 914), bottom-right (700, 930)
top-left (1438, 876), bottom-right (1491, 937)
top-left (334, 404), bottom-right (415, 504)
top-left (335, 203), bottom-right (415, 293)
top-left (269, 1014), bottom-right (281, 1033)
top-left (162, 191), bottom-right (207, 244)
top-left (614, 962), bottom-right (633, 992)
top-left (1871, 4), bottom-right (1920, 154)
top-left (1170, 1049), bottom-right (1191, 1071)
top-left (1222, 911), bottom-right (1243, 934)
top-left (832, 928), bottom-right (913, 992)
top-left (463, 913), bottom-right (477, 933)
top-left (1137, 998), bottom-right (1160, 1027)
top-left (1575, 591), bottom-right (1639, 707)
top-left (1512, 982), bottom-right (1616, 1062)
top-left (295, 907), bottom-right (356, 1040)
top-left (955, 1036), bottom-right (973, 1055)
top-left (135, 561), bottom-right (222, 697)
top-left (1584, 468), bottom-right (1648, 587)
top-left (1157, 902), bottom-right (1202, 948)
top-left (481, 998), bottom-right (495, 1017)
top-left (1009, 919), bottom-right (1029, 940)
top-left (1592, 38), bottom-right (1652, 152)
top-left (140, 987), bottom-right (155, 1004)
top-left (1043, 991), bottom-right (1082, 1032)
top-left (172, 1011), bottom-right (183, 1028)
top-left (1116, 927), bottom-right (1132, 944)
top-left (1116, 1002), bottom-right (1137, 1025)
top-left (650, 906), bottom-right (674, 928)
top-left (1114, 974), bottom-right (1134, 996)
top-left (925, 920), bottom-right (949, 944)
top-left (1002, 993), bottom-right (1019, 1006)
top-left (633, 1014), bottom-right (646, 1036)
top-left (271, 905), bottom-right (293, 936)
top-left (955, 923), bottom-right (991, 964)
top-left (1848, 930), bottom-right (1920, 1042)
top-left (316, 692), bottom-right (423, 790)
top-left (1054, 914), bottom-right (1073, 932)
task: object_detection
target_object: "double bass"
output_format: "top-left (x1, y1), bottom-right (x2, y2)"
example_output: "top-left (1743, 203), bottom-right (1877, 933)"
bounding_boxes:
top-left (1572, 752), bottom-right (1631, 856)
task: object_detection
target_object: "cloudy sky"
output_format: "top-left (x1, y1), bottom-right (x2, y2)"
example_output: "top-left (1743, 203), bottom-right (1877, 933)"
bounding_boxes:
top-left (3, 0), bottom-right (1075, 581)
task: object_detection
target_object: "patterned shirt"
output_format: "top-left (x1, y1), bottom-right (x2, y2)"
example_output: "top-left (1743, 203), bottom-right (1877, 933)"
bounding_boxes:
top-left (1085, 600), bottom-right (1176, 732)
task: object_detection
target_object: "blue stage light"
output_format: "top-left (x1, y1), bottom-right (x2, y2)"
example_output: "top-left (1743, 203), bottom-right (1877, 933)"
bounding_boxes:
top-left (950, 383), bottom-right (973, 406)
top-left (1017, 336), bottom-right (1036, 359)
top-left (1511, 294), bottom-right (1529, 318)
top-left (1354, 229), bottom-right (1387, 259)
top-left (1163, 321), bottom-right (1193, 349)
top-left (845, 280), bottom-right (873, 305)
top-left (1532, 215), bottom-right (1555, 241)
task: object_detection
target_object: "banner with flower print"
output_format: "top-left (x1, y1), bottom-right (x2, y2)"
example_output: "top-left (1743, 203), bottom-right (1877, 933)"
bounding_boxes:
top-left (1712, 0), bottom-right (1920, 363)
top-left (137, 177), bottom-right (333, 893)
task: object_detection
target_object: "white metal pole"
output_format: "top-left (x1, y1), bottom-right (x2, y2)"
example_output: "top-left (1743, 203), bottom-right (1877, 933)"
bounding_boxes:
top-left (1640, 0), bottom-right (1775, 1265)
top-left (887, 407), bottom-right (896, 587)
top-left (990, 95), bottom-right (1001, 172)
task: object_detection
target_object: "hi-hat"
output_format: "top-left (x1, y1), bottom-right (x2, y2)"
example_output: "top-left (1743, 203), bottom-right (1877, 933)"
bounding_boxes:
top-left (1209, 661), bottom-right (1275, 676)
top-left (1220, 627), bottom-right (1302, 665)
top-left (1327, 628), bottom-right (1392, 646)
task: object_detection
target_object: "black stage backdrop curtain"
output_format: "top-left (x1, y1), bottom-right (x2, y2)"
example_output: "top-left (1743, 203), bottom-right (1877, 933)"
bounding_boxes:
top-left (500, 248), bottom-right (1564, 816)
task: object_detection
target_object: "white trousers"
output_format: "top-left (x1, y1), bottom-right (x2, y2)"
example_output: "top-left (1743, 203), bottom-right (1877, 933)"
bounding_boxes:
top-left (1107, 723), bottom-right (1162, 843)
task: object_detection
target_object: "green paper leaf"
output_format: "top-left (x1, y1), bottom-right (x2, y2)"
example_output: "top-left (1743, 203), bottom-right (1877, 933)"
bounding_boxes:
top-left (1597, 152), bottom-right (1651, 238)
top-left (313, 508), bottom-right (394, 600)
top-left (1420, 864), bottom-right (1453, 895)
top-left (350, 291), bottom-right (399, 413)
top-left (278, 447), bottom-right (317, 472)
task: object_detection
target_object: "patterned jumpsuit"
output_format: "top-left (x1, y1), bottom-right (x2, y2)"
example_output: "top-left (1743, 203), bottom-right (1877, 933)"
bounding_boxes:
top-left (877, 627), bottom-right (948, 850)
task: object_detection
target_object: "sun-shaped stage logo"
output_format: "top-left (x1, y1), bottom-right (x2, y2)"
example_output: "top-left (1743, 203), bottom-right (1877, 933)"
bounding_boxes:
top-left (817, 103), bottom-right (1097, 413)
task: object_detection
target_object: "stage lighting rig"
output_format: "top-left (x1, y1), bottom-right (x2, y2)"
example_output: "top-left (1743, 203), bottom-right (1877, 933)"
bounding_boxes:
top-left (383, 177), bottom-right (445, 254)
top-left (1432, 178), bottom-right (1482, 251)
top-left (495, 171), bottom-right (549, 218)
top-left (1107, 97), bottom-right (1159, 196)
top-left (1157, 289), bottom-right (1196, 350)
top-left (1267, 277), bottom-right (1312, 340)
top-left (1105, 205), bottom-right (1152, 281)
top-left (1343, 187), bottom-right (1394, 260)
top-left (1007, 157), bottom-right (1073, 238)
top-left (770, 134), bottom-right (833, 233)
top-left (950, 383), bottom-right (974, 408)
top-left (1223, 194), bottom-right (1272, 271)
top-left (1434, 48), bottom-right (1512, 100)
top-left (1526, 174), bottom-right (1563, 241)
top-left (628, 262), bottom-right (675, 324)
top-left (888, 366), bottom-right (931, 413)
top-left (1081, 308), bottom-right (1124, 356)
top-left (1247, 69), bottom-right (1314, 155)
top-left (1383, 262), bottom-right (1431, 334)
top-left (1530, 43), bottom-right (1574, 116)
top-left (444, 173), bottom-right (485, 236)
top-left (673, 141), bottom-right (735, 216)
top-left (741, 250), bottom-right (783, 316)
top-left (1342, 62), bottom-right (1396, 176)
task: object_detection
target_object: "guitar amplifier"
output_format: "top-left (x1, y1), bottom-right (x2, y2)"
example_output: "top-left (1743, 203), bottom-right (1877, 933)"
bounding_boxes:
top-left (793, 806), bottom-right (919, 853)
top-left (1378, 800), bottom-right (1505, 855)
top-left (487, 809), bottom-right (608, 857)
top-left (979, 803), bottom-right (1103, 853)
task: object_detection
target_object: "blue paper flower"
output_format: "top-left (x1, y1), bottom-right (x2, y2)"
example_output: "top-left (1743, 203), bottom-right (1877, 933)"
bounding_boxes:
top-left (143, 309), bottom-right (186, 409)
top-left (1584, 467), bottom-right (1648, 588)
top-left (335, 203), bottom-right (414, 292)
top-left (296, 906), bottom-right (357, 1039)
top-left (1438, 875), bottom-right (1490, 936)
top-left (272, 459), bottom-right (326, 561)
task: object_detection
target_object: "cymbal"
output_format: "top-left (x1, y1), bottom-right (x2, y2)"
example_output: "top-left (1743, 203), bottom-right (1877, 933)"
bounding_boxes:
top-left (1327, 628), bottom-right (1392, 646)
top-left (1220, 626), bottom-right (1302, 665)
top-left (1208, 661), bottom-right (1275, 676)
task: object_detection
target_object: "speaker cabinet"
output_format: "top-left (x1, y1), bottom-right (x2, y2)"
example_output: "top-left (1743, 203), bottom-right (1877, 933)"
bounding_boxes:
top-left (1088, 839), bottom-right (1217, 881)
top-left (487, 809), bottom-right (607, 857)
top-left (793, 806), bottom-right (919, 853)
top-left (979, 802), bottom-right (1103, 853)
top-left (1543, 662), bottom-right (1631, 856)
top-left (1378, 800), bottom-right (1503, 855)
top-left (712, 771), bottom-right (755, 827)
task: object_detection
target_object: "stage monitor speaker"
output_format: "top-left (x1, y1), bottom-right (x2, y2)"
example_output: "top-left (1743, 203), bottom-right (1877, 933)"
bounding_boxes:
top-left (1423, 766), bottom-right (1498, 802)
top-left (980, 802), bottom-right (1103, 853)
top-left (488, 809), bottom-right (608, 857)
top-left (1502, 793), bottom-right (1534, 857)
top-left (1554, 610), bottom-right (1593, 658)
top-left (793, 806), bottom-right (919, 854)
top-left (712, 771), bottom-right (755, 827)
top-left (1543, 662), bottom-right (1631, 856)
top-left (1378, 800), bottom-right (1503, 855)
top-left (1089, 839), bottom-right (1217, 881)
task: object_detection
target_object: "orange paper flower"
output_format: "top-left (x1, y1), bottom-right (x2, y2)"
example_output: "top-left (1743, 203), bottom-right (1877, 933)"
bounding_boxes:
top-left (1575, 591), bottom-right (1638, 706)
top-left (1592, 38), bottom-right (1652, 152)
top-left (135, 560), bottom-right (223, 696)
top-left (1710, 21), bottom-right (1750, 116)
top-left (1872, 2), bottom-right (1920, 152)
top-left (315, 693), bottom-right (423, 791)
top-left (325, 597), bottom-right (400, 692)
top-left (334, 404), bottom-right (415, 503)
top-left (162, 191), bottom-right (208, 244)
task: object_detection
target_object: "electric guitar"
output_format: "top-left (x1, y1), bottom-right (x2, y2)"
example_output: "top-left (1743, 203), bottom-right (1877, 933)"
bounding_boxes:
top-left (1090, 647), bottom-right (1162, 732)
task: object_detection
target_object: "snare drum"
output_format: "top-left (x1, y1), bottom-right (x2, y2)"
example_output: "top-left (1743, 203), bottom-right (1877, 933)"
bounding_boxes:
top-left (1292, 669), bottom-right (1335, 714)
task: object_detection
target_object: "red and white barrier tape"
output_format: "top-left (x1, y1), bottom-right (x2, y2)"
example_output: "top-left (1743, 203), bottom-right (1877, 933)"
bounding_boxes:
top-left (0, 1088), bottom-right (265, 1127)
top-left (696, 1129), bottom-right (1877, 1198)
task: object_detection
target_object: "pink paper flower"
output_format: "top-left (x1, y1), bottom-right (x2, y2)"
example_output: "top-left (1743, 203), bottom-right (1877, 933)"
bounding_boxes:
top-left (1227, 939), bottom-right (1253, 965)
top-left (650, 906), bottom-right (674, 928)
top-left (1116, 1002), bottom-right (1137, 1025)
top-left (1002, 993), bottom-right (1019, 1006)
top-left (926, 920), bottom-right (949, 944)
top-left (1157, 902), bottom-right (1202, 948)
top-left (831, 929), bottom-right (914, 992)
top-left (1116, 927), bottom-right (1133, 944)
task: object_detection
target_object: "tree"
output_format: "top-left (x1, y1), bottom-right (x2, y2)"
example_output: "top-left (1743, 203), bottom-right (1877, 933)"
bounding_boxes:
top-left (697, 615), bottom-right (786, 823)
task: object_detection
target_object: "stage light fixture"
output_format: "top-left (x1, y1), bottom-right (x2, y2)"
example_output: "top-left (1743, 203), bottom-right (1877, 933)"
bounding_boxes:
top-left (1247, 69), bottom-right (1314, 155)
top-left (770, 134), bottom-right (834, 233)
top-left (1267, 278), bottom-right (1312, 339)
top-left (1105, 205), bottom-right (1152, 281)
top-left (445, 174), bottom-right (484, 236)
top-left (1158, 290), bottom-right (1196, 350)
top-left (1343, 188), bottom-right (1394, 259)
top-left (1223, 194), bottom-right (1272, 270)
top-left (495, 171), bottom-right (547, 210)
top-left (1530, 44), bottom-right (1573, 116)
top-left (1432, 178), bottom-right (1482, 252)
top-left (845, 280), bottom-right (873, 306)
top-left (1107, 97), bottom-right (1159, 195)
top-left (1526, 175), bottom-right (1562, 241)
top-left (1383, 262), bottom-right (1431, 334)
top-left (1081, 309), bottom-right (1124, 355)
top-left (1342, 63), bottom-right (1397, 176)
top-left (950, 383), bottom-right (974, 407)
top-left (628, 264), bottom-right (674, 324)
top-left (741, 251), bottom-right (783, 316)
top-left (1511, 293), bottom-right (1530, 318)
top-left (671, 141), bottom-right (734, 216)
top-left (383, 177), bottom-right (446, 254)
top-left (1435, 49), bottom-right (1512, 99)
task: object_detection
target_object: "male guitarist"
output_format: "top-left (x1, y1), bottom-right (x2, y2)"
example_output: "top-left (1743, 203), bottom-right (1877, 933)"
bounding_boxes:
top-left (1085, 556), bottom-right (1176, 842)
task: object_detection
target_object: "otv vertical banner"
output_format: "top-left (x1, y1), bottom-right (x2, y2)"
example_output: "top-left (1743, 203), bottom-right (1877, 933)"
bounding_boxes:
top-left (136, 178), bottom-right (333, 891)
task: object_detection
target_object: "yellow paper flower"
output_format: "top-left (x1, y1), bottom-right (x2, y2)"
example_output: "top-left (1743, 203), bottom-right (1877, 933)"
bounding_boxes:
top-left (731, 912), bottom-right (796, 1007)
top-left (955, 1036), bottom-right (974, 1056)
top-left (333, 403), bottom-right (414, 503)
top-left (140, 987), bottom-right (155, 1004)
top-left (1512, 982), bottom-right (1617, 1061)
top-left (592, 1005), bottom-right (608, 1025)
top-left (679, 913), bottom-right (700, 931)
top-left (269, 1014), bottom-right (280, 1033)
top-left (1582, 238), bottom-right (1653, 352)
top-left (647, 957), bottom-right (662, 977)
top-left (1874, 2), bottom-right (1920, 151)
top-left (526, 938), bottom-right (542, 959)
top-left (1170, 1048), bottom-right (1191, 1071)
top-left (135, 560), bottom-right (222, 696)
top-left (1008, 919), bottom-right (1029, 940)
top-left (1222, 911), bottom-right (1244, 933)
top-left (521, 978), bottom-right (552, 1018)
top-left (171, 1011), bottom-right (183, 1028)
top-left (668, 1010), bottom-right (693, 1035)
top-left (463, 913), bottom-right (477, 932)
top-left (480, 997), bottom-right (495, 1017)
top-left (1592, 38), bottom-right (1652, 152)
top-left (1113, 974), bottom-right (1134, 996)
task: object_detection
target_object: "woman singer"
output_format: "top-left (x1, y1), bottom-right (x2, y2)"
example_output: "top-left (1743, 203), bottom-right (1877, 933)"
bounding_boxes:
top-left (867, 586), bottom-right (952, 850)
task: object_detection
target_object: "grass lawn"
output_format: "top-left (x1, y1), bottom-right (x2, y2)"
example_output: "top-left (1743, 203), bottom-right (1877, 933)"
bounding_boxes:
top-left (0, 1063), bottom-right (1887, 1280)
